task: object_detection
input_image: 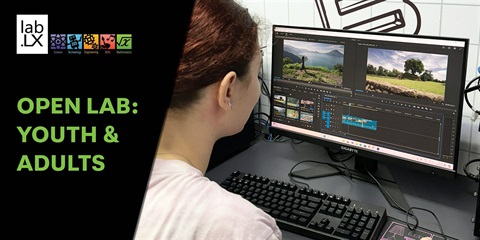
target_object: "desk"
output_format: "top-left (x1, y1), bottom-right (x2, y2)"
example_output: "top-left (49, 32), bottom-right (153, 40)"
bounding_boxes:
top-left (206, 138), bottom-right (479, 240)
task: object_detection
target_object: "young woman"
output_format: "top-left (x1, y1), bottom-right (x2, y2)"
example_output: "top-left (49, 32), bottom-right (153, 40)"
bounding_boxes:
top-left (134, 0), bottom-right (282, 239)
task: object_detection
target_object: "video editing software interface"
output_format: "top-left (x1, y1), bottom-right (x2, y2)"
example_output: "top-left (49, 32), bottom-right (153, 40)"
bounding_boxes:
top-left (270, 25), bottom-right (468, 175)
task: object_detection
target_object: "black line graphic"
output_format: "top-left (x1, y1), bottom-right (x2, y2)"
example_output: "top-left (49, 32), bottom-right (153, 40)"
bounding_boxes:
top-left (315, 0), bottom-right (330, 28)
top-left (314, 0), bottom-right (422, 34)
top-left (343, 9), bottom-right (405, 32)
top-left (335, 0), bottom-right (386, 16)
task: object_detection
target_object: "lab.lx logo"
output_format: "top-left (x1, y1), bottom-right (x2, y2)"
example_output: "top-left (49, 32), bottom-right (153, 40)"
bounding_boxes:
top-left (17, 14), bottom-right (48, 54)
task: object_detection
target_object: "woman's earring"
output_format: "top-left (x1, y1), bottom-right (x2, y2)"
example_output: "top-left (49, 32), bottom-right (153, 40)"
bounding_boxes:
top-left (228, 102), bottom-right (233, 109)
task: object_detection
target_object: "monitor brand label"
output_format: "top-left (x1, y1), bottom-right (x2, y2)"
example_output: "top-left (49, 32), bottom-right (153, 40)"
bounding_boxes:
top-left (341, 146), bottom-right (358, 153)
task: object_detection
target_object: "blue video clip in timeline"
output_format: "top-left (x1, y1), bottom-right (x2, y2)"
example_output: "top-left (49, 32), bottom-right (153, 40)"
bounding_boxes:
top-left (321, 110), bottom-right (331, 129)
top-left (342, 114), bottom-right (377, 131)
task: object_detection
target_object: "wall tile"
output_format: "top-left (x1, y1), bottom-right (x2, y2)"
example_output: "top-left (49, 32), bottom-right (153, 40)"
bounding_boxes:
top-left (288, 0), bottom-right (316, 27)
top-left (471, 120), bottom-right (480, 153)
top-left (260, 103), bottom-right (270, 116)
top-left (441, 5), bottom-right (480, 43)
top-left (466, 45), bottom-right (479, 82)
top-left (259, 92), bottom-right (270, 107)
top-left (463, 45), bottom-right (479, 117)
top-left (463, 98), bottom-right (473, 118)
top-left (442, 0), bottom-right (480, 5)
top-left (478, 46), bottom-right (480, 70)
top-left (407, 3), bottom-right (441, 36)
top-left (265, 0), bottom-right (289, 25)
top-left (397, 0), bottom-right (442, 3)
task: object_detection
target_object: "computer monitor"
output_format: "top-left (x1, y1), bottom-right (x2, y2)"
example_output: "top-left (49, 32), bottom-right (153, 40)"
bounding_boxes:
top-left (268, 24), bottom-right (469, 210)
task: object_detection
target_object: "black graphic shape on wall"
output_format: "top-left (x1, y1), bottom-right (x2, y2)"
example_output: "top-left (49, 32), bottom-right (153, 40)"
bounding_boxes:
top-left (315, 0), bottom-right (421, 34)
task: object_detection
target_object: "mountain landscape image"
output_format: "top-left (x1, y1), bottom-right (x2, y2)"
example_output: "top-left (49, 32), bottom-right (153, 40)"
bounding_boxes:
top-left (282, 40), bottom-right (344, 86)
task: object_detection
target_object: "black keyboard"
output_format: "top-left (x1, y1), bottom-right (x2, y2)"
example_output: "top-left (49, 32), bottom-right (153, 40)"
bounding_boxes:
top-left (220, 170), bottom-right (387, 240)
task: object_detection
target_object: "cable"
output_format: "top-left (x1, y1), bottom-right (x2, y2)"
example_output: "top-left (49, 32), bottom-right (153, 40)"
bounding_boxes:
top-left (262, 133), bottom-right (284, 143)
top-left (464, 75), bottom-right (480, 115)
top-left (362, 161), bottom-right (448, 240)
top-left (253, 112), bottom-right (271, 123)
top-left (405, 207), bottom-right (446, 239)
top-left (324, 147), bottom-right (355, 162)
top-left (290, 138), bottom-right (303, 144)
top-left (288, 160), bottom-right (344, 188)
top-left (324, 147), bottom-right (355, 179)
top-left (288, 153), bottom-right (448, 239)
top-left (253, 117), bottom-right (270, 140)
top-left (463, 158), bottom-right (480, 182)
top-left (273, 135), bottom-right (289, 143)
top-left (255, 49), bottom-right (269, 127)
top-left (463, 75), bottom-right (480, 212)
top-left (258, 75), bottom-right (272, 105)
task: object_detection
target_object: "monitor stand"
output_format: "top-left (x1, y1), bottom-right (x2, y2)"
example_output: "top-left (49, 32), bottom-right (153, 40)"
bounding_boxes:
top-left (289, 155), bottom-right (411, 212)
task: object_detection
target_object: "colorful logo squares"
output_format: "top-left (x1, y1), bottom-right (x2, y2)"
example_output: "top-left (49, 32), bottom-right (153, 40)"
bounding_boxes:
top-left (49, 33), bottom-right (132, 51)
top-left (100, 34), bottom-right (116, 50)
top-left (83, 34), bottom-right (99, 50)
top-left (50, 34), bottom-right (67, 50)
top-left (67, 34), bottom-right (82, 50)
top-left (116, 34), bottom-right (132, 50)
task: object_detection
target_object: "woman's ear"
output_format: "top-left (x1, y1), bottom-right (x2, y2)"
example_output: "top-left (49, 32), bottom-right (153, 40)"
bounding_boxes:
top-left (218, 71), bottom-right (237, 111)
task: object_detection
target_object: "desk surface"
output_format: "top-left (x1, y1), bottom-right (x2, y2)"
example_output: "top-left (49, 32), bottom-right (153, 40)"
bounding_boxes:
top-left (206, 138), bottom-right (479, 240)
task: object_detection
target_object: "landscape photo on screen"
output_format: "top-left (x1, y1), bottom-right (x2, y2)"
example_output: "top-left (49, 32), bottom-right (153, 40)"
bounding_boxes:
top-left (282, 39), bottom-right (344, 86)
top-left (365, 48), bottom-right (448, 103)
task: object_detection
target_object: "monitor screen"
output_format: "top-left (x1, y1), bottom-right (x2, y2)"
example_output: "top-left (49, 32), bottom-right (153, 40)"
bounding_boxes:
top-left (269, 25), bottom-right (469, 178)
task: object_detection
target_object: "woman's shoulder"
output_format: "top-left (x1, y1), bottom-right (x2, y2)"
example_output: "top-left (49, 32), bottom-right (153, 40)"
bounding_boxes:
top-left (201, 183), bottom-right (282, 237)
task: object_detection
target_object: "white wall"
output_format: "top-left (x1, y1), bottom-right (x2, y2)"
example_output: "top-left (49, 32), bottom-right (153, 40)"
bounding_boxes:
top-left (242, 0), bottom-right (480, 176)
